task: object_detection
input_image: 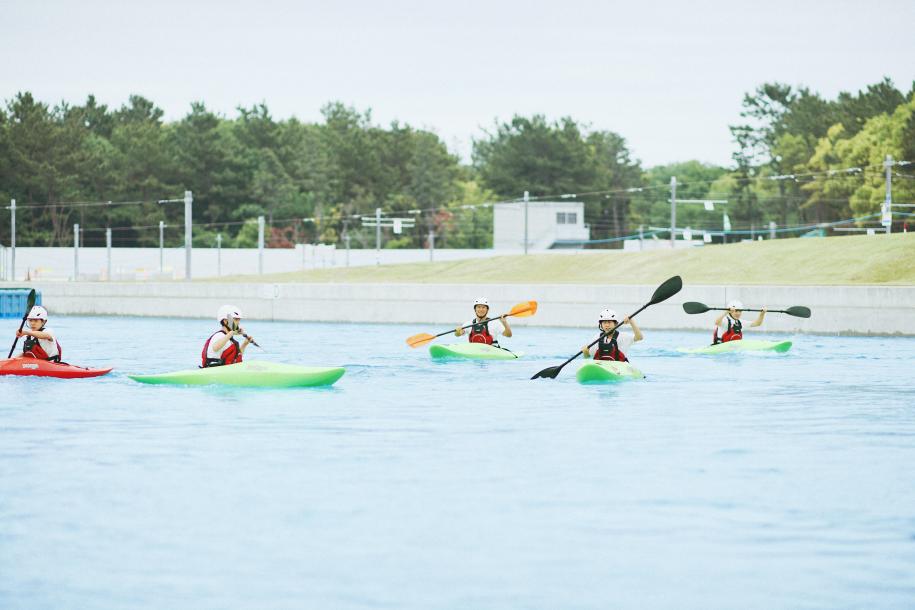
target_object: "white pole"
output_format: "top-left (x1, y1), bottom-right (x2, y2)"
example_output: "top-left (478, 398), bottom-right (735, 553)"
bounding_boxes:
top-left (429, 228), bottom-right (435, 262)
top-left (257, 215), bottom-right (265, 275)
top-left (159, 220), bottom-right (165, 272)
top-left (9, 199), bottom-right (15, 281)
top-left (885, 154), bottom-right (893, 234)
top-left (523, 191), bottom-right (529, 255)
top-left (106, 227), bottom-right (112, 280)
top-left (375, 207), bottom-right (381, 266)
top-left (184, 190), bottom-right (193, 281)
top-left (344, 231), bottom-right (351, 267)
top-left (769, 221), bottom-right (776, 240)
top-left (73, 223), bottom-right (80, 281)
top-left (670, 176), bottom-right (677, 248)
top-left (216, 233), bottom-right (222, 277)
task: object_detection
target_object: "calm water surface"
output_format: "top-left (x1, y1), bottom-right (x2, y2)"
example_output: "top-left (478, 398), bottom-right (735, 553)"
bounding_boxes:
top-left (1, 316), bottom-right (914, 610)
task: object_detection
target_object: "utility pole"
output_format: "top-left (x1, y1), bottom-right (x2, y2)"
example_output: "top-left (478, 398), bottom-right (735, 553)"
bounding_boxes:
top-left (429, 228), bottom-right (435, 262)
top-left (216, 233), bottom-right (222, 277)
top-left (257, 215), bottom-right (265, 274)
top-left (375, 207), bottom-right (381, 265)
top-left (73, 223), bottom-right (80, 281)
top-left (184, 190), bottom-right (193, 281)
top-left (884, 154), bottom-right (893, 234)
top-left (9, 199), bottom-right (15, 281)
top-left (669, 176), bottom-right (677, 248)
top-left (106, 228), bottom-right (112, 280)
top-left (159, 220), bottom-right (166, 273)
top-left (523, 191), bottom-right (529, 255)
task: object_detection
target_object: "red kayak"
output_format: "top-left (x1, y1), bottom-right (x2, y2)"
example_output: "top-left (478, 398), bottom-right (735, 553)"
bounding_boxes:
top-left (0, 357), bottom-right (113, 379)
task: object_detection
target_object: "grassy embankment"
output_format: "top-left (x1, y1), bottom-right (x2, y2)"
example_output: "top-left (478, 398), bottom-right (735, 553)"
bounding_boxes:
top-left (216, 233), bottom-right (915, 285)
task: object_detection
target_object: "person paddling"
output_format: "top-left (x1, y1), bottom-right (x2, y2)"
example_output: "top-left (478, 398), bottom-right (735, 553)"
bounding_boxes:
top-left (201, 305), bottom-right (255, 368)
top-left (712, 300), bottom-right (766, 344)
top-left (455, 297), bottom-right (512, 347)
top-left (15, 306), bottom-right (62, 362)
top-left (581, 309), bottom-right (642, 362)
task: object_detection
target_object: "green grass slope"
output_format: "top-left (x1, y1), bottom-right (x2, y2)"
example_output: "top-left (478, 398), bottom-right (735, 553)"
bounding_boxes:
top-left (216, 233), bottom-right (915, 285)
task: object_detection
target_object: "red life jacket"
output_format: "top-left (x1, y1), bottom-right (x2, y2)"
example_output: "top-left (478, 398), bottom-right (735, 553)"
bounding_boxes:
top-left (22, 328), bottom-right (62, 362)
top-left (713, 316), bottom-right (743, 344)
top-left (594, 332), bottom-right (628, 362)
top-left (201, 331), bottom-right (243, 368)
top-left (468, 319), bottom-right (495, 345)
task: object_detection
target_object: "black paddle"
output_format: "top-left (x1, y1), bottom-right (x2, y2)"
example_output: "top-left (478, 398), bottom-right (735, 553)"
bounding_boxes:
top-left (682, 302), bottom-right (811, 318)
top-left (531, 276), bottom-right (683, 380)
top-left (7, 289), bottom-right (37, 358)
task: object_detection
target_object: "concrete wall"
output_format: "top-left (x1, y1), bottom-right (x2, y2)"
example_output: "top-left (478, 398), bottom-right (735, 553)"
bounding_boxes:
top-left (5, 280), bottom-right (914, 335)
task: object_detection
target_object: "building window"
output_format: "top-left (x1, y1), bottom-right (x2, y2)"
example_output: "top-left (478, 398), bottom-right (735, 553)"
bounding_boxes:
top-left (557, 212), bottom-right (577, 225)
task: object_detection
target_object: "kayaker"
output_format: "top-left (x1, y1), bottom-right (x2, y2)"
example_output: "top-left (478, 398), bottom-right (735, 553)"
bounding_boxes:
top-left (712, 300), bottom-right (766, 344)
top-left (15, 305), bottom-right (62, 362)
top-left (201, 305), bottom-right (254, 367)
top-left (581, 309), bottom-right (642, 362)
top-left (455, 297), bottom-right (512, 346)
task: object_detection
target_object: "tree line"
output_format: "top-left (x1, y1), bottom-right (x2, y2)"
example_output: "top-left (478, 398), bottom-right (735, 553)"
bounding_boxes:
top-left (1, 78), bottom-right (912, 249)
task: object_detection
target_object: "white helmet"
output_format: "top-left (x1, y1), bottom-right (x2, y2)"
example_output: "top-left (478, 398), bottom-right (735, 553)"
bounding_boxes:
top-left (598, 309), bottom-right (620, 323)
top-left (27, 305), bottom-right (48, 321)
top-left (473, 297), bottom-right (490, 309)
top-left (727, 300), bottom-right (745, 311)
top-left (217, 305), bottom-right (242, 323)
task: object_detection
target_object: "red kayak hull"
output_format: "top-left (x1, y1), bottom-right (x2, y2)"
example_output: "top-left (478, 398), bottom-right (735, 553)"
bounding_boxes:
top-left (0, 357), bottom-right (113, 379)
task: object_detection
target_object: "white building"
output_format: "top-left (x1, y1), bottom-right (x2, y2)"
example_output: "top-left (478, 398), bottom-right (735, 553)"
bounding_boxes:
top-left (493, 201), bottom-right (591, 250)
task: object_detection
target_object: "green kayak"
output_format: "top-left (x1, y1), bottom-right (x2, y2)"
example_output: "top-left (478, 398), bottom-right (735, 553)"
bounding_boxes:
top-left (429, 343), bottom-right (523, 360)
top-left (576, 360), bottom-right (645, 384)
top-left (129, 360), bottom-right (345, 388)
top-left (677, 339), bottom-right (793, 355)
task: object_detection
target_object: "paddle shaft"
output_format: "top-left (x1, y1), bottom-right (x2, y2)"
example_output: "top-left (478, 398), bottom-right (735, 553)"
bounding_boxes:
top-left (425, 312), bottom-right (518, 342)
top-left (7, 290), bottom-right (37, 359)
top-left (702, 307), bottom-right (779, 313)
top-left (551, 301), bottom-right (654, 373)
top-left (7, 315), bottom-right (29, 359)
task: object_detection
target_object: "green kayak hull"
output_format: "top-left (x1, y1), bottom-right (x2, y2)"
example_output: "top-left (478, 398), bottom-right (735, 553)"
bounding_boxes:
top-left (677, 339), bottom-right (793, 355)
top-left (429, 343), bottom-right (523, 360)
top-left (576, 361), bottom-right (645, 384)
top-left (129, 360), bottom-right (345, 388)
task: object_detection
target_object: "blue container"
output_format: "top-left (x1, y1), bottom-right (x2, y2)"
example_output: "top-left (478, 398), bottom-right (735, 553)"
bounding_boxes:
top-left (0, 288), bottom-right (42, 318)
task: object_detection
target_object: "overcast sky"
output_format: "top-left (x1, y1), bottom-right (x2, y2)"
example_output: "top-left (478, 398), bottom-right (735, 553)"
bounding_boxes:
top-left (2, 0), bottom-right (913, 168)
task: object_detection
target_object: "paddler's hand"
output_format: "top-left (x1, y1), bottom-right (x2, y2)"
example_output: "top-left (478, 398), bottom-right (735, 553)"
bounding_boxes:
top-left (581, 346), bottom-right (590, 357)
top-left (622, 316), bottom-right (631, 325)
top-left (15, 329), bottom-right (29, 338)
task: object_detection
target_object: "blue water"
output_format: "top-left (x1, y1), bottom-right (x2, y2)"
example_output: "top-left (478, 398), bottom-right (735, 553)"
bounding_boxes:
top-left (1, 316), bottom-right (914, 610)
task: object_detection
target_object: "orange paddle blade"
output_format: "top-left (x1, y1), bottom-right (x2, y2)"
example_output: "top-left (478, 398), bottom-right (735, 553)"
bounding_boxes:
top-left (508, 300), bottom-right (538, 318)
top-left (406, 333), bottom-right (436, 348)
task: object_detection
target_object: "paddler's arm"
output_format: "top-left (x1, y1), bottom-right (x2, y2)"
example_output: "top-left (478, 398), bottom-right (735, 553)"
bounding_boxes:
top-left (625, 317), bottom-right (643, 342)
top-left (750, 307), bottom-right (767, 328)
top-left (714, 312), bottom-right (727, 328)
top-left (499, 314), bottom-right (512, 338)
top-left (209, 330), bottom-right (235, 352)
top-left (16, 329), bottom-right (53, 340)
